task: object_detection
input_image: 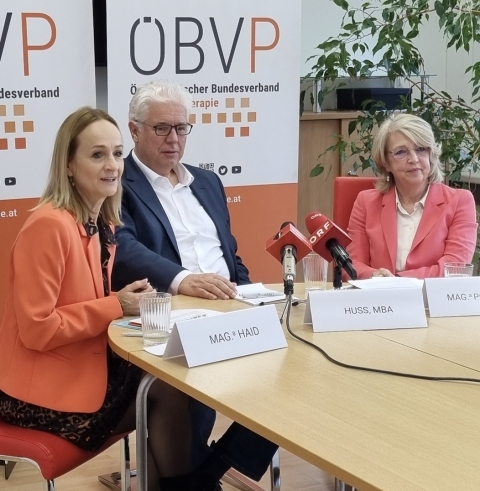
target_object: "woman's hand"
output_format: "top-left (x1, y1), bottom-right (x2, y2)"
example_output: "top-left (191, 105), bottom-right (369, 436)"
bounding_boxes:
top-left (116, 278), bottom-right (155, 316)
top-left (371, 268), bottom-right (395, 278)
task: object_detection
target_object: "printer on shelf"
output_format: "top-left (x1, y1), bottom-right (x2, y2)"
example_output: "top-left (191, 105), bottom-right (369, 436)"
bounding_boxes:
top-left (336, 87), bottom-right (411, 110)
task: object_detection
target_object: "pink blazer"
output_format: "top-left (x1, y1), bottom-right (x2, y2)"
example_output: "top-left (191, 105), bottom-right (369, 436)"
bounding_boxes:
top-left (347, 183), bottom-right (478, 279)
top-left (0, 203), bottom-right (123, 413)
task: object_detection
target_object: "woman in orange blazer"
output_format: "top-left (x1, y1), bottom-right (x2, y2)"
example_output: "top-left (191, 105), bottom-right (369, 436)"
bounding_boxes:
top-left (0, 108), bottom-right (197, 491)
top-left (347, 113), bottom-right (477, 279)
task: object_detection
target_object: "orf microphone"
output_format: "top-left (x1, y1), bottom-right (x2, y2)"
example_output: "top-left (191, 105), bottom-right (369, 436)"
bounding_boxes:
top-left (305, 212), bottom-right (357, 280)
top-left (266, 222), bottom-right (312, 294)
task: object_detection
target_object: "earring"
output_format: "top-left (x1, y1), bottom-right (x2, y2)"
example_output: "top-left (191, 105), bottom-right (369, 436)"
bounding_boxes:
top-left (68, 175), bottom-right (75, 187)
top-left (386, 174), bottom-right (390, 182)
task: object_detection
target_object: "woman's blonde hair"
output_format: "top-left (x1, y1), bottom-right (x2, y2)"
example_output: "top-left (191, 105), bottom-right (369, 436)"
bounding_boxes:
top-left (38, 107), bottom-right (123, 225)
top-left (371, 113), bottom-right (444, 193)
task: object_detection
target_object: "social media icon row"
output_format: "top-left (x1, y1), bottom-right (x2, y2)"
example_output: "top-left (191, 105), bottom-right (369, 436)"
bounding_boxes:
top-left (218, 166), bottom-right (242, 176)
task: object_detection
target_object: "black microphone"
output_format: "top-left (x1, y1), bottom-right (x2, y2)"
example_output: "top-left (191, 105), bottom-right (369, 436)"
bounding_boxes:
top-left (305, 212), bottom-right (357, 281)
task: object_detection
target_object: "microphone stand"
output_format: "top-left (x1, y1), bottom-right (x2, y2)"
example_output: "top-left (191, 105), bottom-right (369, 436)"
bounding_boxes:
top-left (333, 262), bottom-right (343, 290)
top-left (280, 292), bottom-right (293, 326)
top-left (281, 276), bottom-right (294, 325)
top-left (284, 275), bottom-right (294, 295)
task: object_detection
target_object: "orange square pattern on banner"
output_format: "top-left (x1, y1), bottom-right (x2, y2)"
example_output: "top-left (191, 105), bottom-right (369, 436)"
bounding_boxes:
top-left (190, 97), bottom-right (257, 139)
top-left (0, 104), bottom-right (33, 151)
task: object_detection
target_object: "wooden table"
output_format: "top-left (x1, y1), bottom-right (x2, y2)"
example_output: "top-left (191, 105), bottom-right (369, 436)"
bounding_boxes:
top-left (109, 285), bottom-right (480, 491)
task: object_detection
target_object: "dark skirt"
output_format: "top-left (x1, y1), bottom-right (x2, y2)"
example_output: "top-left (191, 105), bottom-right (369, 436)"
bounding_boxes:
top-left (0, 349), bottom-right (142, 452)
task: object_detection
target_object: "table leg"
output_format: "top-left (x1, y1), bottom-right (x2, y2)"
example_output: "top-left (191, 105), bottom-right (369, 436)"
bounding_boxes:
top-left (335, 478), bottom-right (356, 491)
top-left (270, 449), bottom-right (281, 491)
top-left (136, 373), bottom-right (156, 491)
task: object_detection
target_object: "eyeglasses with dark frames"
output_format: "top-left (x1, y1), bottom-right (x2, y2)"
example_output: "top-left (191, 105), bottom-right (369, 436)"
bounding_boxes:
top-left (136, 121), bottom-right (193, 136)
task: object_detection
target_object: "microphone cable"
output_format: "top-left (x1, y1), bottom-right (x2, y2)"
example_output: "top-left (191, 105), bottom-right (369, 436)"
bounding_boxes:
top-left (282, 293), bottom-right (480, 384)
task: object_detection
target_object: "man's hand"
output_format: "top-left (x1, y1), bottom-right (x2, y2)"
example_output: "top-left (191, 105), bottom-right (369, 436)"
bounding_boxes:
top-left (178, 273), bottom-right (238, 300)
top-left (371, 268), bottom-right (394, 278)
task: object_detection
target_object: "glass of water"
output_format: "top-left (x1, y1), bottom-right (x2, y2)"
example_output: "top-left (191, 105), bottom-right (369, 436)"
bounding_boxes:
top-left (444, 262), bottom-right (474, 277)
top-left (302, 252), bottom-right (328, 291)
top-left (139, 292), bottom-right (172, 346)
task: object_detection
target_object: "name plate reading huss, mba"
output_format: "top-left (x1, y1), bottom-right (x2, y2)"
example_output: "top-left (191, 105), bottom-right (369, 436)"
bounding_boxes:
top-left (304, 288), bottom-right (427, 332)
top-left (163, 304), bottom-right (287, 367)
top-left (425, 277), bottom-right (480, 317)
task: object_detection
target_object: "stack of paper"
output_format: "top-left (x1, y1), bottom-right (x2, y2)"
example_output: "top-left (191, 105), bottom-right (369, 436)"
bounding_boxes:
top-left (348, 277), bottom-right (423, 289)
top-left (235, 283), bottom-right (285, 306)
top-left (128, 308), bottom-right (223, 330)
top-left (348, 277), bottom-right (427, 309)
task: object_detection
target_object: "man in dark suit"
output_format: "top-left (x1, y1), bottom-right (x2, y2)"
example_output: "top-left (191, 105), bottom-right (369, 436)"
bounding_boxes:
top-left (112, 80), bottom-right (277, 491)
top-left (112, 154), bottom-right (250, 296)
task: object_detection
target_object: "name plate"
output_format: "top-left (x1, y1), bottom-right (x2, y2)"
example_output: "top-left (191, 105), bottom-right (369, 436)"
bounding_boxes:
top-left (304, 288), bottom-right (427, 332)
top-left (163, 305), bottom-right (287, 367)
top-left (425, 277), bottom-right (480, 317)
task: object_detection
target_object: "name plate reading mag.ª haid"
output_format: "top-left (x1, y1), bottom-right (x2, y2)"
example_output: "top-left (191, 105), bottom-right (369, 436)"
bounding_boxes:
top-left (163, 304), bottom-right (287, 367)
top-left (304, 288), bottom-right (427, 332)
top-left (425, 277), bottom-right (480, 317)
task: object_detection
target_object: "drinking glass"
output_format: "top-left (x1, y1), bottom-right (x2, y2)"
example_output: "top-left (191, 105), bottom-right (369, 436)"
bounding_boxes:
top-left (302, 252), bottom-right (328, 291)
top-left (444, 263), bottom-right (474, 277)
top-left (139, 292), bottom-right (172, 346)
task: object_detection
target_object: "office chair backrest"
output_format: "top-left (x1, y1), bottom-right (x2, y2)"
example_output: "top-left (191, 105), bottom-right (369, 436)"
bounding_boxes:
top-left (333, 176), bottom-right (377, 232)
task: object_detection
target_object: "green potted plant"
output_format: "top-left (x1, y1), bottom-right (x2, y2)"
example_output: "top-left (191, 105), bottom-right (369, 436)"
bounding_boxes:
top-left (302, 0), bottom-right (480, 266)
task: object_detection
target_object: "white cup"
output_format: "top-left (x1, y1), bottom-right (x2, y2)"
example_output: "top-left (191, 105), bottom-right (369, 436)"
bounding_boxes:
top-left (139, 292), bottom-right (172, 346)
top-left (302, 252), bottom-right (328, 291)
top-left (444, 262), bottom-right (474, 277)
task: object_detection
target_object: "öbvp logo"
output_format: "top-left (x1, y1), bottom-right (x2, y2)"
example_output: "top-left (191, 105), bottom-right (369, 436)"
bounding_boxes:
top-left (0, 11), bottom-right (56, 152)
top-left (129, 16), bottom-right (279, 75)
top-left (0, 12), bottom-right (57, 76)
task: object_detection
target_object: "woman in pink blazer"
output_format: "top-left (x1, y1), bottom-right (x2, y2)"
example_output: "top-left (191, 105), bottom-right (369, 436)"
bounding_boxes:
top-left (0, 108), bottom-right (196, 491)
top-left (347, 113), bottom-right (477, 279)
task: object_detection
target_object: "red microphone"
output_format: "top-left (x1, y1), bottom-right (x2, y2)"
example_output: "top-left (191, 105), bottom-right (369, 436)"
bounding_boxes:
top-left (305, 212), bottom-right (357, 280)
top-left (266, 222), bottom-right (312, 293)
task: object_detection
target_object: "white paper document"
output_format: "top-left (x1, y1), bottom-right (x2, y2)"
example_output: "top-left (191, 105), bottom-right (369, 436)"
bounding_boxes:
top-left (144, 343), bottom-right (168, 356)
top-left (235, 283), bottom-right (285, 306)
top-left (348, 277), bottom-right (424, 289)
top-left (141, 309), bottom-right (223, 356)
top-left (132, 308), bottom-right (222, 330)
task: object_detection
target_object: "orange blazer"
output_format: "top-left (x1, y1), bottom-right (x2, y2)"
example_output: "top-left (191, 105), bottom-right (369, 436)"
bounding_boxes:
top-left (347, 183), bottom-right (478, 279)
top-left (0, 203), bottom-right (123, 413)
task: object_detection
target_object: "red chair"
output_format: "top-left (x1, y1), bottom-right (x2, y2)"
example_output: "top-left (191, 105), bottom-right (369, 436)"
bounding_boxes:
top-left (0, 418), bottom-right (130, 491)
top-left (333, 176), bottom-right (377, 231)
top-left (332, 176), bottom-right (377, 489)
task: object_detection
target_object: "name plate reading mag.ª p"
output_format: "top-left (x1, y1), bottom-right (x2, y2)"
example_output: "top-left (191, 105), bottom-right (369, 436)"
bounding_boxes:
top-left (163, 304), bottom-right (287, 367)
top-left (304, 288), bottom-right (427, 332)
top-left (425, 277), bottom-right (480, 317)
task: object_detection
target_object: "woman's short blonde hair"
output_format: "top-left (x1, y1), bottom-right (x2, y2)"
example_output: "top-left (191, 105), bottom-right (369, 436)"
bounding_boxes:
top-left (38, 107), bottom-right (123, 225)
top-left (371, 113), bottom-right (444, 193)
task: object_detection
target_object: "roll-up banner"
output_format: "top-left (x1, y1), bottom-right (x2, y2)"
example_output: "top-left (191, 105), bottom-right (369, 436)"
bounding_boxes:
top-left (107, 0), bottom-right (301, 282)
top-left (0, 1), bottom-right (96, 317)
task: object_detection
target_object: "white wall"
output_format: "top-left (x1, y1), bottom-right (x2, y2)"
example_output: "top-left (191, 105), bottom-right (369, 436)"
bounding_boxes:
top-left (300, 0), bottom-right (348, 77)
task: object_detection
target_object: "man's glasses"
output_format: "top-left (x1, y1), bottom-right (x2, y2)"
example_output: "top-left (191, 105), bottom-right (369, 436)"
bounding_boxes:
top-left (388, 146), bottom-right (429, 161)
top-left (136, 121), bottom-right (193, 136)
